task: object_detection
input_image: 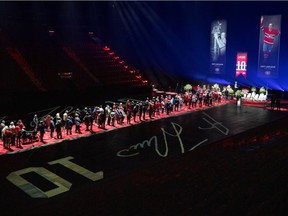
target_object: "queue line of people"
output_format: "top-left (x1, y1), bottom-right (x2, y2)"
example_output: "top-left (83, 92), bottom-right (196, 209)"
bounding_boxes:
top-left (1, 88), bottom-right (224, 150)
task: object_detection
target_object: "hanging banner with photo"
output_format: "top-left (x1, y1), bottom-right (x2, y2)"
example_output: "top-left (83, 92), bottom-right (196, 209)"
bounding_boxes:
top-left (258, 15), bottom-right (281, 78)
top-left (210, 20), bottom-right (227, 75)
top-left (235, 52), bottom-right (247, 78)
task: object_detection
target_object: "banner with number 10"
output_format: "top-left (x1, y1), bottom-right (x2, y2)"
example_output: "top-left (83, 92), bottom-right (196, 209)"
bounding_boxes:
top-left (236, 52), bottom-right (247, 78)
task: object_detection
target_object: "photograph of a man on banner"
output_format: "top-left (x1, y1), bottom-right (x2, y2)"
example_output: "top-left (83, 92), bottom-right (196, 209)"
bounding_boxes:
top-left (258, 15), bottom-right (281, 78)
top-left (261, 16), bottom-right (280, 61)
top-left (210, 20), bottom-right (227, 75)
top-left (211, 20), bottom-right (227, 62)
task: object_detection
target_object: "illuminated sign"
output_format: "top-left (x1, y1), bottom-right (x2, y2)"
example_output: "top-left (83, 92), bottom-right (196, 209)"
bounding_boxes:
top-left (236, 52), bottom-right (247, 78)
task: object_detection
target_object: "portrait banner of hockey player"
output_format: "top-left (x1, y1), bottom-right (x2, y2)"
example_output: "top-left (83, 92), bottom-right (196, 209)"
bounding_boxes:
top-left (258, 15), bottom-right (281, 78)
top-left (210, 20), bottom-right (227, 75)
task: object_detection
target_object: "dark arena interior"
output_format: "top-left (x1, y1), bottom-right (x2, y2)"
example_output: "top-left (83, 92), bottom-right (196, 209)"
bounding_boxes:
top-left (1, 1), bottom-right (288, 216)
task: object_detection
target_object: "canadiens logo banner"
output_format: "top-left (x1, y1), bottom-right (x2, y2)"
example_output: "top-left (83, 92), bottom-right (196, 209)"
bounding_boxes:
top-left (236, 53), bottom-right (247, 78)
top-left (258, 15), bottom-right (281, 78)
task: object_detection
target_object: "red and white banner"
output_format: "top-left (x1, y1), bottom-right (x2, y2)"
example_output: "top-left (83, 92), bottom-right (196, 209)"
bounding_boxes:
top-left (235, 52), bottom-right (247, 78)
top-left (258, 15), bottom-right (281, 78)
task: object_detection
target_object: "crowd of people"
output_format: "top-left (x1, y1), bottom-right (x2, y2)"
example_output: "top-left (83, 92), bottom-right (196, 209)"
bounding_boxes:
top-left (0, 86), bottom-right (225, 150)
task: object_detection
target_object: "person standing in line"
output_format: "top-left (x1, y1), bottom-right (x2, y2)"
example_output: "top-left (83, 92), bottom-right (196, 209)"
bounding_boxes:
top-left (132, 102), bottom-right (139, 123)
top-left (110, 108), bottom-right (116, 127)
top-left (125, 101), bottom-right (132, 124)
top-left (50, 117), bottom-right (55, 138)
top-left (14, 122), bottom-right (22, 148)
top-left (32, 114), bottom-right (39, 132)
top-left (142, 98), bottom-right (149, 120)
top-left (65, 116), bottom-right (73, 135)
top-left (105, 105), bottom-right (111, 126)
top-left (45, 115), bottom-right (51, 132)
top-left (3, 126), bottom-right (11, 149)
top-left (55, 116), bottom-right (62, 139)
top-left (38, 120), bottom-right (46, 143)
top-left (63, 110), bottom-right (68, 127)
top-left (9, 122), bottom-right (16, 146)
top-left (74, 113), bottom-right (82, 134)
top-left (0, 120), bottom-right (6, 145)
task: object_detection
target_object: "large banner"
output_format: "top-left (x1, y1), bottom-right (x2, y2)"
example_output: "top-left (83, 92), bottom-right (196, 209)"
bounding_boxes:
top-left (210, 20), bottom-right (227, 74)
top-left (236, 52), bottom-right (247, 78)
top-left (258, 15), bottom-right (281, 78)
